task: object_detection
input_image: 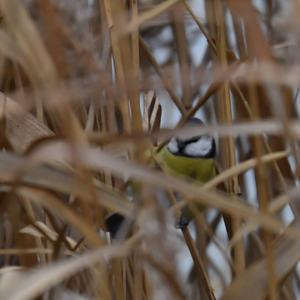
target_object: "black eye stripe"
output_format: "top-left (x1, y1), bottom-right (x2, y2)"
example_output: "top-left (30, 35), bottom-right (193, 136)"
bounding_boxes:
top-left (177, 136), bottom-right (201, 145)
top-left (185, 137), bottom-right (200, 144)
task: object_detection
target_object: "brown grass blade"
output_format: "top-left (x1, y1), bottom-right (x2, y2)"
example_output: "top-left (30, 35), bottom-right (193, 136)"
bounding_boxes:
top-left (0, 234), bottom-right (140, 300)
top-left (221, 218), bottom-right (300, 300)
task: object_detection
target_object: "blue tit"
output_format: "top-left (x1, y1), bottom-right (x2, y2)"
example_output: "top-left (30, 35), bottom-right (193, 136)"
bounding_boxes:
top-left (157, 117), bottom-right (216, 228)
top-left (105, 118), bottom-right (216, 236)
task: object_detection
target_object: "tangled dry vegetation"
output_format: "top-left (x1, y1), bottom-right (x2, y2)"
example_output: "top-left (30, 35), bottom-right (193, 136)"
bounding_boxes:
top-left (0, 0), bottom-right (300, 299)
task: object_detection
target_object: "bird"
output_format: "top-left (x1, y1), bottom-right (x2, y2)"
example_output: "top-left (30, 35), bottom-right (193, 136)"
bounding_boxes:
top-left (105, 117), bottom-right (217, 236)
top-left (157, 117), bottom-right (216, 228)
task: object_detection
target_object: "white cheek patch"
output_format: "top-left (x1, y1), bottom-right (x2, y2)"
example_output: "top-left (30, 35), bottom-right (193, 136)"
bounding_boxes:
top-left (167, 137), bottom-right (179, 154)
top-left (184, 136), bottom-right (213, 157)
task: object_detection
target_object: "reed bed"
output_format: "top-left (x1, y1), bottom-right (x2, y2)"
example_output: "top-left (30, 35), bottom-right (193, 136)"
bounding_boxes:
top-left (0, 0), bottom-right (299, 299)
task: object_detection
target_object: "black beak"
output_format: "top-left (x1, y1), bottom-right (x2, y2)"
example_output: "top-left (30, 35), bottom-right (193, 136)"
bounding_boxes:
top-left (176, 139), bottom-right (185, 151)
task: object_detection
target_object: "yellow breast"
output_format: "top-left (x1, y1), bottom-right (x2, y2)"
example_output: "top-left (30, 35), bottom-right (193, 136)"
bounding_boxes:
top-left (156, 147), bottom-right (216, 183)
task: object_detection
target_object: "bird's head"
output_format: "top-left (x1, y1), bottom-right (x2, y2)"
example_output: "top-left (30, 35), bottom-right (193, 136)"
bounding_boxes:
top-left (167, 118), bottom-right (216, 159)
